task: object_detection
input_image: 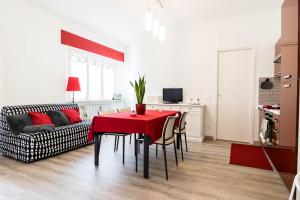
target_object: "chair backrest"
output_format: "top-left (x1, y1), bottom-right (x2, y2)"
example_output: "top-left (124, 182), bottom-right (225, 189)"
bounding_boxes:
top-left (162, 116), bottom-right (177, 143)
top-left (117, 108), bottom-right (131, 113)
top-left (179, 112), bottom-right (188, 130)
top-left (98, 110), bottom-right (116, 115)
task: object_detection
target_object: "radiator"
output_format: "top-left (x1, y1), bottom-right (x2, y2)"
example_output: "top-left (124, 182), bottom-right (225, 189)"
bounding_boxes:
top-left (77, 100), bottom-right (125, 120)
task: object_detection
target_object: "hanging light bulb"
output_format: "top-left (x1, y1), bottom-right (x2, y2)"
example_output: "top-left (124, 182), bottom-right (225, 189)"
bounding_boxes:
top-left (145, 10), bottom-right (152, 31)
top-left (152, 17), bottom-right (160, 38)
top-left (159, 25), bottom-right (165, 42)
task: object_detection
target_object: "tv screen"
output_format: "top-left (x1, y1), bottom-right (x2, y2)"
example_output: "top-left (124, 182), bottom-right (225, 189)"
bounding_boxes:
top-left (163, 88), bottom-right (183, 103)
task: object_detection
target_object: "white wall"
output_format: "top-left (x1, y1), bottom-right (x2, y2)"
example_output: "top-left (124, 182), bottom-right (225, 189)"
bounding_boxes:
top-left (0, 0), bottom-right (129, 107)
top-left (129, 10), bottom-right (281, 140)
top-left (0, 55), bottom-right (4, 108)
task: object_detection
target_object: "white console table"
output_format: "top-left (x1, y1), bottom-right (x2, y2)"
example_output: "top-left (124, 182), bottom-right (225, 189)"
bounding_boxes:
top-left (147, 103), bottom-right (205, 142)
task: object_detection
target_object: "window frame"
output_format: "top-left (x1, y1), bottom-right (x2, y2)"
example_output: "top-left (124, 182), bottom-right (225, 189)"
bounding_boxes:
top-left (66, 47), bottom-right (116, 101)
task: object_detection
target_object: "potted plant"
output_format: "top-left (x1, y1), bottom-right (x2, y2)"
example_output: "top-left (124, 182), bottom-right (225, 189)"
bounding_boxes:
top-left (130, 75), bottom-right (146, 115)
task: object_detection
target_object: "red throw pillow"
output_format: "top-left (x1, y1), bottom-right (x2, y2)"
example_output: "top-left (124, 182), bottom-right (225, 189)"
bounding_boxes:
top-left (28, 112), bottom-right (53, 125)
top-left (61, 109), bottom-right (82, 124)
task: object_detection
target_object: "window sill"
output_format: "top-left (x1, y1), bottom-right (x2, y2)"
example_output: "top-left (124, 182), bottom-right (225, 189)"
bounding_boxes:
top-left (74, 100), bottom-right (124, 105)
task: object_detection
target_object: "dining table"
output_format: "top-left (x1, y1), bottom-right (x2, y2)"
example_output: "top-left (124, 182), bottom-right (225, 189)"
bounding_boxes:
top-left (88, 110), bottom-right (178, 179)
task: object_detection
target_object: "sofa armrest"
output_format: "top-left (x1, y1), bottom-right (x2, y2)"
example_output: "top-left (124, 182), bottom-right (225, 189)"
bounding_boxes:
top-left (18, 132), bottom-right (41, 162)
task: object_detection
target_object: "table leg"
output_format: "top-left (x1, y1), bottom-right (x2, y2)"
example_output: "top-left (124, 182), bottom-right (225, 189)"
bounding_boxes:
top-left (94, 133), bottom-right (100, 166)
top-left (144, 135), bottom-right (151, 179)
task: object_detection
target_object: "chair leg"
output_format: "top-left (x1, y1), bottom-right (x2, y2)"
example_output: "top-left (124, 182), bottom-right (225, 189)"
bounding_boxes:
top-left (114, 136), bottom-right (117, 152)
top-left (138, 141), bottom-right (140, 154)
top-left (129, 134), bottom-right (132, 144)
top-left (173, 142), bottom-right (178, 166)
top-left (135, 138), bottom-right (138, 172)
top-left (184, 133), bottom-right (188, 152)
top-left (98, 135), bottom-right (102, 153)
top-left (97, 135), bottom-right (102, 154)
top-left (163, 145), bottom-right (168, 180)
top-left (116, 136), bottom-right (119, 151)
top-left (156, 144), bottom-right (158, 158)
top-left (122, 135), bottom-right (125, 165)
top-left (180, 135), bottom-right (184, 161)
top-left (134, 134), bottom-right (137, 156)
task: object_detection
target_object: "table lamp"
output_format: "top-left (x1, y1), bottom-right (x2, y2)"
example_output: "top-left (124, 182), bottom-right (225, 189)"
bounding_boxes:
top-left (66, 77), bottom-right (81, 103)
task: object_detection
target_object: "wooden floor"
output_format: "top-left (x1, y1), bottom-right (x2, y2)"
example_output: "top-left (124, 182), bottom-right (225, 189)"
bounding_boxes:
top-left (0, 138), bottom-right (289, 200)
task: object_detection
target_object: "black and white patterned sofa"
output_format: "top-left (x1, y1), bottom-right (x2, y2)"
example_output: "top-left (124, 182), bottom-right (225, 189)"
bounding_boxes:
top-left (0, 103), bottom-right (92, 162)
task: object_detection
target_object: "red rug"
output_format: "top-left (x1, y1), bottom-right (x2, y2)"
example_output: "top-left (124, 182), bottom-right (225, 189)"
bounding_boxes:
top-left (229, 143), bottom-right (272, 170)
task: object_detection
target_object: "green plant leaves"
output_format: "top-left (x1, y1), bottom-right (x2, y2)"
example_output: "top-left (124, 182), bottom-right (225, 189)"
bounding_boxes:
top-left (130, 74), bottom-right (146, 104)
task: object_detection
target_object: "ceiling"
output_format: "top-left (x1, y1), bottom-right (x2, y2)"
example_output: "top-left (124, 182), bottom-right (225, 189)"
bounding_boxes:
top-left (27, 0), bottom-right (283, 44)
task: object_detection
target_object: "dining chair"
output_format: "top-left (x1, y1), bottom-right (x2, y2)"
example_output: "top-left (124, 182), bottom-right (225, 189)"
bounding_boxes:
top-left (98, 110), bottom-right (127, 165)
top-left (174, 112), bottom-right (188, 161)
top-left (135, 115), bottom-right (178, 180)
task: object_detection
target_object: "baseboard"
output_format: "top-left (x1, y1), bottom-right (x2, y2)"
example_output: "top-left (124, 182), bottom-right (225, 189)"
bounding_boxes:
top-left (187, 137), bottom-right (204, 143)
top-left (204, 136), bottom-right (214, 141)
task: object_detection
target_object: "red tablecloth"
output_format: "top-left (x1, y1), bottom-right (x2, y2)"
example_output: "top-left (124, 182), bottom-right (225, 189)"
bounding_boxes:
top-left (88, 110), bottom-right (178, 143)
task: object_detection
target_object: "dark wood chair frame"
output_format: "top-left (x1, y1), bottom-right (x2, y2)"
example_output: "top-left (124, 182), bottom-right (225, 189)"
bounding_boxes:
top-left (135, 116), bottom-right (178, 180)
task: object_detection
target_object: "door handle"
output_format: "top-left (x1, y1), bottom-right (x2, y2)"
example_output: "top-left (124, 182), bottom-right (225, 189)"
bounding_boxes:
top-left (282, 75), bottom-right (291, 80)
top-left (283, 84), bottom-right (291, 88)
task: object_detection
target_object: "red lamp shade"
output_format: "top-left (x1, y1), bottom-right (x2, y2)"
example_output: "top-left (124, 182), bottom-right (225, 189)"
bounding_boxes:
top-left (66, 77), bottom-right (81, 91)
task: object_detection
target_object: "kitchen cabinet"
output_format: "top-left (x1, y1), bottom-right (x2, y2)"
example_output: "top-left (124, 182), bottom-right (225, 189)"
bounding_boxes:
top-left (280, 80), bottom-right (298, 147)
top-left (265, 0), bottom-right (298, 191)
top-left (147, 103), bottom-right (205, 142)
top-left (281, 45), bottom-right (298, 82)
top-left (279, 44), bottom-right (298, 148)
top-left (281, 0), bottom-right (298, 44)
top-left (274, 39), bottom-right (281, 77)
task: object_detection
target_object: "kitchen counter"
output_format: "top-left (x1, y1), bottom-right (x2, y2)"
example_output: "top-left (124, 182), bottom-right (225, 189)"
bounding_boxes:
top-left (258, 105), bottom-right (280, 116)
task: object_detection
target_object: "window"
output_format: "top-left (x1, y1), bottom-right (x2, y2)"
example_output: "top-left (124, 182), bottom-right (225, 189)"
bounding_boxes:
top-left (89, 62), bottom-right (102, 100)
top-left (103, 64), bottom-right (114, 100)
top-left (68, 51), bottom-right (115, 101)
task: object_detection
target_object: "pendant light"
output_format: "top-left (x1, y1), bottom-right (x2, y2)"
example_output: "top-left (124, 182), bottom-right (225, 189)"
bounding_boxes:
top-left (145, 0), bottom-right (152, 31)
top-left (145, 0), bottom-right (165, 42)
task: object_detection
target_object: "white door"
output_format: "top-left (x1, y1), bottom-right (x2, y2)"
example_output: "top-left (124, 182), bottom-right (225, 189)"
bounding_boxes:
top-left (217, 48), bottom-right (254, 143)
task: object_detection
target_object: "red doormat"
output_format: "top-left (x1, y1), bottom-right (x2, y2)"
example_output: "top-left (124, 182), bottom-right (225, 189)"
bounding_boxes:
top-left (229, 143), bottom-right (272, 170)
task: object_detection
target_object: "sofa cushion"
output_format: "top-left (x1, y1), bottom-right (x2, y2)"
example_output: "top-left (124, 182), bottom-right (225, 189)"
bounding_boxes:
top-left (61, 109), bottom-right (82, 124)
top-left (28, 112), bottom-right (53, 125)
top-left (6, 114), bottom-right (32, 135)
top-left (22, 125), bottom-right (56, 133)
top-left (47, 110), bottom-right (70, 127)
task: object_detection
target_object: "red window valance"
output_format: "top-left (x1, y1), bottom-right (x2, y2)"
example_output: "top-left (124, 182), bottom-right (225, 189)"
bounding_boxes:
top-left (61, 30), bottom-right (124, 62)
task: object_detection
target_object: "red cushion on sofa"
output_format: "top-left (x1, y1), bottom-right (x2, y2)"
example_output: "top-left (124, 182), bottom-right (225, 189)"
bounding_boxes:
top-left (28, 112), bottom-right (53, 125)
top-left (61, 109), bottom-right (82, 124)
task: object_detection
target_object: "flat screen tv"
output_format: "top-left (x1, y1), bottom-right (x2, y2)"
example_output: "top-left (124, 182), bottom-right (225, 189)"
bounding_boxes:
top-left (163, 88), bottom-right (183, 103)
